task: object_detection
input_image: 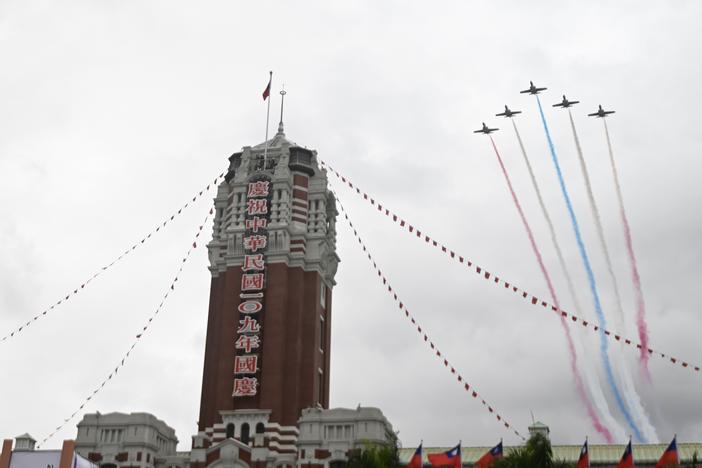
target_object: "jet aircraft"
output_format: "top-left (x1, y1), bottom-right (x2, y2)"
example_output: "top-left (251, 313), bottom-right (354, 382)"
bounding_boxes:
top-left (474, 122), bottom-right (499, 134)
top-left (588, 105), bottom-right (615, 118)
top-left (496, 105), bottom-right (522, 118)
top-left (553, 95), bottom-right (579, 108)
top-left (520, 81), bottom-right (547, 95)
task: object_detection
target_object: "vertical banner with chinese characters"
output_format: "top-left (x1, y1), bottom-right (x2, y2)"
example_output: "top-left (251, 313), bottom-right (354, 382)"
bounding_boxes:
top-left (233, 176), bottom-right (271, 398)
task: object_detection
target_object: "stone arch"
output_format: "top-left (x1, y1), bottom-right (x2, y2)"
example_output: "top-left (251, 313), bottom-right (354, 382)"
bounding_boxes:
top-left (240, 422), bottom-right (250, 445)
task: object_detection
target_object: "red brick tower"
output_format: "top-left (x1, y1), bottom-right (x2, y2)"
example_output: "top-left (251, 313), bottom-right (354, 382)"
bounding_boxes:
top-left (192, 120), bottom-right (339, 466)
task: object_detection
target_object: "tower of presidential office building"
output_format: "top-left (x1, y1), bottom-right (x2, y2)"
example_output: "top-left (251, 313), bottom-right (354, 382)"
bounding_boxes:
top-left (193, 115), bottom-right (341, 463)
top-left (14, 109), bottom-right (394, 468)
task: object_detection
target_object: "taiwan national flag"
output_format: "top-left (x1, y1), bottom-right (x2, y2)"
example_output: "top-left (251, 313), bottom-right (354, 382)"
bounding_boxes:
top-left (655, 437), bottom-right (679, 467)
top-left (475, 441), bottom-right (503, 468)
top-left (428, 443), bottom-right (461, 468)
top-left (618, 440), bottom-right (634, 468)
top-left (262, 72), bottom-right (272, 100)
top-left (407, 444), bottom-right (423, 468)
top-left (577, 440), bottom-right (589, 468)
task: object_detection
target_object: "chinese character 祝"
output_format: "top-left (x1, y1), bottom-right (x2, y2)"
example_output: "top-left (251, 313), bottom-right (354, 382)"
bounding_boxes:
top-left (246, 199), bottom-right (268, 216)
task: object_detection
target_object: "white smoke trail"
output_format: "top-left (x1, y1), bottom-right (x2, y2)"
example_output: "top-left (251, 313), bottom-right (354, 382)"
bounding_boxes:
top-left (567, 109), bottom-right (658, 442)
top-left (603, 118), bottom-right (651, 377)
top-left (512, 119), bottom-right (625, 441)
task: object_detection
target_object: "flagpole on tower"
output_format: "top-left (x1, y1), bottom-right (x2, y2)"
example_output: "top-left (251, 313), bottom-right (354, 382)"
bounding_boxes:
top-left (278, 85), bottom-right (286, 135)
top-left (263, 70), bottom-right (273, 170)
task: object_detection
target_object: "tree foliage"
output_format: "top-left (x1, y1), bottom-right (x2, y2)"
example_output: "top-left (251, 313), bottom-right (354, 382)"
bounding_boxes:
top-left (492, 433), bottom-right (573, 468)
top-left (345, 438), bottom-right (401, 468)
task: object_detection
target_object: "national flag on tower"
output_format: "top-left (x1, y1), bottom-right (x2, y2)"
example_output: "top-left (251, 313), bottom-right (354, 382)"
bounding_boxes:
top-left (262, 71), bottom-right (272, 100)
top-left (618, 440), bottom-right (634, 468)
top-left (407, 444), bottom-right (423, 468)
top-left (427, 443), bottom-right (461, 468)
top-left (475, 441), bottom-right (503, 468)
top-left (576, 440), bottom-right (590, 468)
top-left (655, 437), bottom-right (679, 467)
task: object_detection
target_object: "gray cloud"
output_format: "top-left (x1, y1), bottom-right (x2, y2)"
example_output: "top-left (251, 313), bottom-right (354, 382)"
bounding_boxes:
top-left (1, 0), bottom-right (701, 451)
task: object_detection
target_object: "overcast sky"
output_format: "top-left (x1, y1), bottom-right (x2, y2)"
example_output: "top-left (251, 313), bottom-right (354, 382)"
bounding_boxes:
top-left (1, 0), bottom-right (701, 451)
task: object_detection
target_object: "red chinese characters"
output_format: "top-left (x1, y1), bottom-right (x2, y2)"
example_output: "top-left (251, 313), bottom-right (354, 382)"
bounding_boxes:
top-left (235, 334), bottom-right (261, 353)
top-left (242, 254), bottom-right (265, 271)
top-left (237, 300), bottom-right (263, 314)
top-left (246, 199), bottom-right (268, 216)
top-left (243, 235), bottom-right (267, 252)
top-left (234, 355), bottom-right (258, 374)
top-left (247, 180), bottom-right (270, 198)
top-left (234, 178), bottom-right (272, 398)
top-left (233, 377), bottom-right (258, 397)
top-left (241, 273), bottom-right (265, 291)
top-left (237, 316), bottom-right (261, 334)
top-left (245, 217), bottom-right (267, 233)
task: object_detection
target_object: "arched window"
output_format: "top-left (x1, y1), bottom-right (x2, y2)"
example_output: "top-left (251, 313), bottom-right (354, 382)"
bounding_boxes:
top-left (255, 422), bottom-right (265, 434)
top-left (226, 423), bottom-right (235, 439)
top-left (240, 423), bottom-right (250, 445)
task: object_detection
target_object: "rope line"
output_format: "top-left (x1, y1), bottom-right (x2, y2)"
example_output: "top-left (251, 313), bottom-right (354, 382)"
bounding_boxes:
top-left (333, 187), bottom-right (525, 440)
top-left (37, 207), bottom-right (213, 448)
top-left (1, 172), bottom-right (225, 344)
top-left (321, 161), bottom-right (700, 376)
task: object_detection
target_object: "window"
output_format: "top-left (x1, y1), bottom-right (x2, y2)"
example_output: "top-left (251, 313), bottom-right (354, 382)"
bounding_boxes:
top-left (226, 423), bottom-right (235, 439)
top-left (318, 368), bottom-right (324, 405)
top-left (240, 423), bottom-right (250, 445)
top-left (319, 315), bottom-right (326, 353)
top-left (255, 422), bottom-right (265, 434)
top-left (320, 283), bottom-right (326, 309)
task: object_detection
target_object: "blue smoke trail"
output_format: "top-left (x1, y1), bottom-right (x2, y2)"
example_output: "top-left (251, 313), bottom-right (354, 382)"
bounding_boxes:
top-left (535, 95), bottom-right (645, 442)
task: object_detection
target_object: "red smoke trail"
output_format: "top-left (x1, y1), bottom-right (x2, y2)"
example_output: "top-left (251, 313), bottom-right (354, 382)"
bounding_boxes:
top-left (604, 119), bottom-right (650, 377)
top-left (489, 136), bottom-right (613, 442)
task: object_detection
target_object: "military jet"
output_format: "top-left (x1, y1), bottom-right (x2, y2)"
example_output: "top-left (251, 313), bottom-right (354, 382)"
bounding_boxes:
top-left (496, 105), bottom-right (522, 118)
top-left (520, 81), bottom-right (547, 95)
top-left (553, 95), bottom-right (579, 108)
top-left (588, 105), bottom-right (615, 118)
top-left (474, 122), bottom-right (499, 134)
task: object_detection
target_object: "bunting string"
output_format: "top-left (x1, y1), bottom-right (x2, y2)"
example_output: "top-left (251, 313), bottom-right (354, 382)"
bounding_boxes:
top-left (1, 172), bottom-right (225, 344)
top-left (333, 188), bottom-right (525, 440)
top-left (36, 207), bottom-right (213, 448)
top-left (320, 161), bottom-right (700, 376)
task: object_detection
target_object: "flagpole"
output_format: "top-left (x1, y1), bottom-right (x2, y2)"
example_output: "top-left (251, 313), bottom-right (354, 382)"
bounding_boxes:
top-left (263, 70), bottom-right (273, 171)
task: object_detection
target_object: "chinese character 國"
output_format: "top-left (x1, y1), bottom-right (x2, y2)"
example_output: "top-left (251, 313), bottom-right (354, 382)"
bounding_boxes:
top-left (234, 355), bottom-right (259, 374)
